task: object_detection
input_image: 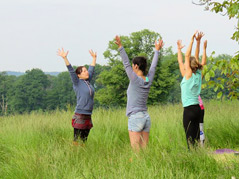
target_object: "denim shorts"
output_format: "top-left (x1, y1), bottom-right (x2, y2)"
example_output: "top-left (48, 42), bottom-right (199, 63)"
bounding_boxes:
top-left (128, 111), bottom-right (151, 132)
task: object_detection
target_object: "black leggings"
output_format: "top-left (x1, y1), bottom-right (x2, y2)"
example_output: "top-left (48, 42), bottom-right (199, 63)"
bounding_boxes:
top-left (74, 128), bottom-right (90, 142)
top-left (183, 105), bottom-right (201, 147)
top-left (199, 109), bottom-right (204, 123)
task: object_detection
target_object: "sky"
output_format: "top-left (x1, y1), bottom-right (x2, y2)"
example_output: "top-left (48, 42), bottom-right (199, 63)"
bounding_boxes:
top-left (0, 0), bottom-right (238, 72)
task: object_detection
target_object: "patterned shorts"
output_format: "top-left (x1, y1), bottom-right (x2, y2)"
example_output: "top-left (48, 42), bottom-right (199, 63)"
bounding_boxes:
top-left (72, 113), bottom-right (93, 129)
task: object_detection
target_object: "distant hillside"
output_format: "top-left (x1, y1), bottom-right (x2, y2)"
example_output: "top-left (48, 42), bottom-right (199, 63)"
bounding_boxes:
top-left (2, 71), bottom-right (60, 76)
top-left (5, 71), bottom-right (25, 76)
top-left (44, 72), bottom-right (60, 76)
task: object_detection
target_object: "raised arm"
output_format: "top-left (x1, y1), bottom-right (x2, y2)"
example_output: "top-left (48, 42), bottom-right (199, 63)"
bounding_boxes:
top-left (115, 35), bottom-right (137, 81)
top-left (57, 48), bottom-right (79, 85)
top-left (89, 50), bottom-right (97, 67)
top-left (88, 50), bottom-right (97, 81)
top-left (201, 40), bottom-right (207, 66)
top-left (185, 31), bottom-right (197, 80)
top-left (147, 39), bottom-right (163, 82)
top-left (195, 32), bottom-right (204, 63)
top-left (177, 40), bottom-right (185, 77)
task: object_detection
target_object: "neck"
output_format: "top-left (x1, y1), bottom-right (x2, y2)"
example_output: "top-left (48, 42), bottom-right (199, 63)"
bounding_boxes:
top-left (135, 70), bottom-right (145, 80)
top-left (136, 70), bottom-right (144, 77)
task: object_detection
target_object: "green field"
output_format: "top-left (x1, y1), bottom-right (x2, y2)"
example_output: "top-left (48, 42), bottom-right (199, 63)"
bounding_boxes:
top-left (0, 101), bottom-right (239, 178)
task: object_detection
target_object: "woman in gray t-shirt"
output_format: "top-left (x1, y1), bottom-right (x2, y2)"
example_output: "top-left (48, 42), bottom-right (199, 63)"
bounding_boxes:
top-left (115, 36), bottom-right (163, 151)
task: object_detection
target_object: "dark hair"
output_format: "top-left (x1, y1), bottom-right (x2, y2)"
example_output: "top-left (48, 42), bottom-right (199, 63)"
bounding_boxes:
top-left (132, 56), bottom-right (147, 75)
top-left (190, 57), bottom-right (203, 73)
top-left (75, 66), bottom-right (85, 75)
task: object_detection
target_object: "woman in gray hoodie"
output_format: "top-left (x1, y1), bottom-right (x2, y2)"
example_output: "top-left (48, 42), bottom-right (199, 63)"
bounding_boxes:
top-left (57, 48), bottom-right (96, 145)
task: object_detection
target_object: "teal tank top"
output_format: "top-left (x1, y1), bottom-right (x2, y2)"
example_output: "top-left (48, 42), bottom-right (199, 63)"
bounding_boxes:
top-left (180, 70), bottom-right (202, 107)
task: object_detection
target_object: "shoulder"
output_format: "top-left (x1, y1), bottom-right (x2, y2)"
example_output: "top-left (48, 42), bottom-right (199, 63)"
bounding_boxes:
top-left (88, 65), bottom-right (95, 70)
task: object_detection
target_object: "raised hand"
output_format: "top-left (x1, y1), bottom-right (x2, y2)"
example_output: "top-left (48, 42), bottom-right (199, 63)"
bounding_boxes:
top-left (177, 40), bottom-right (185, 50)
top-left (57, 48), bottom-right (69, 59)
top-left (89, 50), bottom-right (97, 60)
top-left (155, 39), bottom-right (164, 51)
top-left (195, 31), bottom-right (204, 41)
top-left (115, 35), bottom-right (122, 48)
top-left (191, 31), bottom-right (198, 42)
top-left (204, 40), bottom-right (207, 49)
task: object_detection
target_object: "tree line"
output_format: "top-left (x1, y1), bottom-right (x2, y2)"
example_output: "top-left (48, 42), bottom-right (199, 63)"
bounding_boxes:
top-left (1, 29), bottom-right (236, 115)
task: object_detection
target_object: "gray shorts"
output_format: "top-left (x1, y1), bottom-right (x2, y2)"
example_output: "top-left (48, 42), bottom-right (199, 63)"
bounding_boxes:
top-left (128, 111), bottom-right (151, 132)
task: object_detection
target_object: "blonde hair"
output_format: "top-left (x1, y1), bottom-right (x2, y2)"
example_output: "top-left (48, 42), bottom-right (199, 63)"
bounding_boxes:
top-left (190, 57), bottom-right (202, 73)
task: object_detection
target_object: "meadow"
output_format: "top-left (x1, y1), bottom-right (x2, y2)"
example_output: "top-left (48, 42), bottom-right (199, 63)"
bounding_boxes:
top-left (0, 100), bottom-right (239, 179)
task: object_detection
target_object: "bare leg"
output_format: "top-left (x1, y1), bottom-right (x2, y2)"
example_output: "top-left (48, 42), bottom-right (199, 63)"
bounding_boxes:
top-left (140, 131), bottom-right (149, 149)
top-left (128, 131), bottom-right (142, 152)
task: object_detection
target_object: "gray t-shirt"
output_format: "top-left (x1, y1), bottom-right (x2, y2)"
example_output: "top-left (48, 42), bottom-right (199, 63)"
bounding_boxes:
top-left (119, 47), bottom-right (159, 116)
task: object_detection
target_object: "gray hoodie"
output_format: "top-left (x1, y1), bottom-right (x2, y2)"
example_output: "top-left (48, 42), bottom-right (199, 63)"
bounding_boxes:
top-left (67, 64), bottom-right (95, 115)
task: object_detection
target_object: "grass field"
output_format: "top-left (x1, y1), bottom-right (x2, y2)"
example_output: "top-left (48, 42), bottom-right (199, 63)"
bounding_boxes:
top-left (0, 100), bottom-right (239, 178)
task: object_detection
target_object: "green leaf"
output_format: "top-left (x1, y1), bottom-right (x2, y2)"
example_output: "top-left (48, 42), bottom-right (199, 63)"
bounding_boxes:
top-left (201, 84), bottom-right (207, 89)
top-left (209, 70), bottom-right (215, 77)
top-left (208, 81), bottom-right (216, 86)
top-left (205, 73), bottom-right (210, 81)
top-left (219, 84), bottom-right (224, 90)
top-left (203, 65), bottom-right (208, 72)
top-left (217, 91), bottom-right (223, 99)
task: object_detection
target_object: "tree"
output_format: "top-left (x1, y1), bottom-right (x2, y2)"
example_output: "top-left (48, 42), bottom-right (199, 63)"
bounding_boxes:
top-left (95, 29), bottom-right (178, 106)
top-left (9, 69), bottom-right (50, 113)
top-left (0, 72), bottom-right (17, 115)
top-left (148, 47), bottom-right (178, 104)
top-left (203, 52), bottom-right (238, 100)
top-left (194, 0), bottom-right (239, 99)
top-left (45, 71), bottom-right (76, 111)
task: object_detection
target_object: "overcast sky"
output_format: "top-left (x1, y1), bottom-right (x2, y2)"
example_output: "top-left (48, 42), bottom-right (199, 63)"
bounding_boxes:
top-left (0, 0), bottom-right (238, 72)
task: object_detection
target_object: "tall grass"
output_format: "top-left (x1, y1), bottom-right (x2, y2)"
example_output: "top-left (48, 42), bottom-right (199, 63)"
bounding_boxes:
top-left (0, 101), bottom-right (239, 178)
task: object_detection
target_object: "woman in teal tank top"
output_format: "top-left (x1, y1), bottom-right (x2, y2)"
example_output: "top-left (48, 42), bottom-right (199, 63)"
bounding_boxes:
top-left (177, 31), bottom-right (207, 148)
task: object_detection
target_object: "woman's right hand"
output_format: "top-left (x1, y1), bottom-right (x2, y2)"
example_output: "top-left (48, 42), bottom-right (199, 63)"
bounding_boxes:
top-left (115, 35), bottom-right (122, 48)
top-left (195, 31), bottom-right (204, 42)
top-left (57, 48), bottom-right (69, 59)
top-left (177, 40), bottom-right (185, 50)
